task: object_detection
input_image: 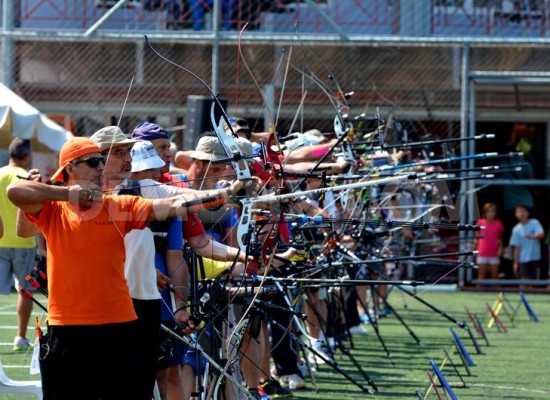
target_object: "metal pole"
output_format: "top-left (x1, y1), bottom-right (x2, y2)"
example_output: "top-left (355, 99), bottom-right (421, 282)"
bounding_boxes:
top-left (466, 78), bottom-right (477, 283)
top-left (1, 0), bottom-right (15, 87)
top-left (264, 83), bottom-right (274, 132)
top-left (211, 0), bottom-right (221, 94)
top-left (458, 43), bottom-right (470, 288)
top-left (84, 0), bottom-right (128, 37)
top-left (136, 42), bottom-right (144, 85)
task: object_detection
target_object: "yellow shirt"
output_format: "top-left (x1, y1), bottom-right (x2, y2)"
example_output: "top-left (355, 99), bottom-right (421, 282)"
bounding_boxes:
top-left (0, 165), bottom-right (36, 248)
top-left (200, 257), bottom-right (231, 279)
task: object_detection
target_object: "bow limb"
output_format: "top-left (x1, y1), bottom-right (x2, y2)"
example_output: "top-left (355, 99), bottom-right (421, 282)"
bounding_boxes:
top-left (225, 246), bottom-right (277, 351)
top-left (210, 104), bottom-right (252, 181)
top-left (238, 26), bottom-right (295, 263)
top-left (238, 22), bottom-right (275, 133)
top-left (237, 197), bottom-right (254, 253)
top-left (257, 132), bottom-right (292, 264)
top-left (210, 102), bottom-right (260, 259)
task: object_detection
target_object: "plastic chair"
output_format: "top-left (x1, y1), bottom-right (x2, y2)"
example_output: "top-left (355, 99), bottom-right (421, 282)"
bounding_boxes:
top-left (0, 357), bottom-right (42, 399)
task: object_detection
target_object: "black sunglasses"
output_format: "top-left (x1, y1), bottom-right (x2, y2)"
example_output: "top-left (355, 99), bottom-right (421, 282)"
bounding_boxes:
top-left (73, 156), bottom-right (107, 168)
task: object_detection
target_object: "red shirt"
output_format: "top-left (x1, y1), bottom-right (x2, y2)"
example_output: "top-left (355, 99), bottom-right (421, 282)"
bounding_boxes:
top-left (475, 218), bottom-right (504, 258)
top-left (159, 173), bottom-right (205, 238)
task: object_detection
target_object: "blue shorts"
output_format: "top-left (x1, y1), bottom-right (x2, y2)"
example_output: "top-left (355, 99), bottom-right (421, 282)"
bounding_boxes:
top-left (183, 348), bottom-right (207, 376)
top-left (0, 247), bottom-right (37, 293)
top-left (183, 330), bottom-right (210, 375)
top-left (158, 321), bottom-right (187, 369)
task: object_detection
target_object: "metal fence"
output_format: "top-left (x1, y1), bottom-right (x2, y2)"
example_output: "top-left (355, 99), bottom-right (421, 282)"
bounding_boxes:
top-left (6, 40), bottom-right (550, 141)
top-left (3, 1), bottom-right (550, 142)
top-left (3, 0), bottom-right (550, 285)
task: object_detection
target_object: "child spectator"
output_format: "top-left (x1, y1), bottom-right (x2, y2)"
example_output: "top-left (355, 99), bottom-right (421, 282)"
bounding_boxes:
top-left (474, 203), bottom-right (504, 285)
top-left (510, 204), bottom-right (544, 289)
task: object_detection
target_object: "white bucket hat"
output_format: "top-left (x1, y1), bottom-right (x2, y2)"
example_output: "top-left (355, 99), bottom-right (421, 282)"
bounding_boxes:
top-left (131, 140), bottom-right (165, 172)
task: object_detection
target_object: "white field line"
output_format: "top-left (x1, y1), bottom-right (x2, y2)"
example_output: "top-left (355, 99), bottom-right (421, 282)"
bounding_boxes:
top-left (467, 383), bottom-right (550, 395)
top-left (378, 375), bottom-right (550, 395)
top-left (0, 325), bottom-right (38, 329)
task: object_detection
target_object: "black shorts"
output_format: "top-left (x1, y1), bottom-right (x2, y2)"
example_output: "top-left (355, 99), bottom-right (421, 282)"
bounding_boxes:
top-left (40, 321), bottom-right (142, 400)
top-left (519, 261), bottom-right (540, 280)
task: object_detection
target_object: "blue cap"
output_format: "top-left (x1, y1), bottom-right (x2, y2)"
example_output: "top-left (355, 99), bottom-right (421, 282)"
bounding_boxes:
top-left (131, 122), bottom-right (169, 142)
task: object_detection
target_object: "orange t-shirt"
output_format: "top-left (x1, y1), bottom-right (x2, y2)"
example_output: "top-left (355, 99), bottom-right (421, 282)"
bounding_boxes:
top-left (32, 195), bottom-right (153, 326)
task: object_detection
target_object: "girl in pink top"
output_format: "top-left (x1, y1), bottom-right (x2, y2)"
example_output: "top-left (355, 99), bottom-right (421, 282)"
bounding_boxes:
top-left (474, 203), bottom-right (504, 281)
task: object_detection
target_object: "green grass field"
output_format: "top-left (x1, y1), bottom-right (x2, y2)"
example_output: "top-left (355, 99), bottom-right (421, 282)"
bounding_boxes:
top-left (0, 289), bottom-right (548, 399)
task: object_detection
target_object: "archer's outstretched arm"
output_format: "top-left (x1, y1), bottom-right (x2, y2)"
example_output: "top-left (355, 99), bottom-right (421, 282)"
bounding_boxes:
top-left (187, 233), bottom-right (249, 263)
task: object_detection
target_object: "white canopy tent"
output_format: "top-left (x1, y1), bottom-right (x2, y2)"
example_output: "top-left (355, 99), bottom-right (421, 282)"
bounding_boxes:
top-left (0, 83), bottom-right (73, 152)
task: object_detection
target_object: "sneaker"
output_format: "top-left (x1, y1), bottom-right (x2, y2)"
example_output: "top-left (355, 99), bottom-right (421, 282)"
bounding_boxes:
top-left (259, 378), bottom-right (292, 398)
top-left (297, 360), bottom-right (316, 377)
top-left (248, 388), bottom-right (262, 400)
top-left (378, 307), bottom-right (394, 318)
top-left (308, 342), bottom-right (332, 365)
top-left (279, 374), bottom-right (307, 390)
top-left (360, 312), bottom-right (375, 324)
top-left (13, 336), bottom-right (30, 351)
top-left (348, 324), bottom-right (368, 336)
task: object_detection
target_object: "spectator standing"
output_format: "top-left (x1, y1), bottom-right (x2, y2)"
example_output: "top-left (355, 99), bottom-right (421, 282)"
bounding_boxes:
top-left (510, 204), bottom-right (544, 290)
top-left (500, 124), bottom-right (536, 220)
top-left (474, 202), bottom-right (504, 283)
top-left (0, 138), bottom-right (37, 351)
top-left (499, 125), bottom-right (535, 234)
top-left (498, 123), bottom-right (536, 278)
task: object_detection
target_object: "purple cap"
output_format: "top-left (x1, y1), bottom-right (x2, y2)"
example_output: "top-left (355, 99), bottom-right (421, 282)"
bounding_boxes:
top-left (131, 122), bottom-right (169, 142)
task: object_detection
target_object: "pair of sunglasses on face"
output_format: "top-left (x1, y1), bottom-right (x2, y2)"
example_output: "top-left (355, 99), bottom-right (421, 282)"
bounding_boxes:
top-left (72, 156), bottom-right (107, 168)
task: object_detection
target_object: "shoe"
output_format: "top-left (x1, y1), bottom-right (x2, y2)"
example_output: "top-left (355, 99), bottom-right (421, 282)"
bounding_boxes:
top-left (308, 341), bottom-right (333, 365)
top-left (297, 360), bottom-right (316, 377)
top-left (13, 336), bottom-right (30, 351)
top-left (259, 378), bottom-right (292, 398)
top-left (279, 374), bottom-right (307, 390)
top-left (248, 388), bottom-right (263, 400)
top-left (360, 312), bottom-right (375, 324)
top-left (378, 307), bottom-right (394, 318)
top-left (348, 324), bottom-right (368, 336)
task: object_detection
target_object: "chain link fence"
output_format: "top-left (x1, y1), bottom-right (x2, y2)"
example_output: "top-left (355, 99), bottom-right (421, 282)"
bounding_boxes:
top-left (9, 40), bottom-right (550, 142)
top-left (3, 0), bottom-right (550, 284)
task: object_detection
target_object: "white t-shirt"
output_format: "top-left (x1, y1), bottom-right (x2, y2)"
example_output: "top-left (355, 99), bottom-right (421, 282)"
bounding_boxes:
top-left (139, 178), bottom-right (183, 199)
top-left (124, 228), bottom-right (159, 300)
top-left (117, 179), bottom-right (185, 300)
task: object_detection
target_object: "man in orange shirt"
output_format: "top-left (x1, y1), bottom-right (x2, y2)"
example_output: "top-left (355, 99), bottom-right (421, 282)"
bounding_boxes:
top-left (7, 137), bottom-right (254, 400)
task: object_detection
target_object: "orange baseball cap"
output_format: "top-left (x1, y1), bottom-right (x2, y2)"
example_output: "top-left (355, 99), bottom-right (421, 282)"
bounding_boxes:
top-left (50, 137), bottom-right (101, 182)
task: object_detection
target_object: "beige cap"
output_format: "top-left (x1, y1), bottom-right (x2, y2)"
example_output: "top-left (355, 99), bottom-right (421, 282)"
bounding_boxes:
top-left (192, 136), bottom-right (252, 162)
top-left (90, 126), bottom-right (137, 151)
